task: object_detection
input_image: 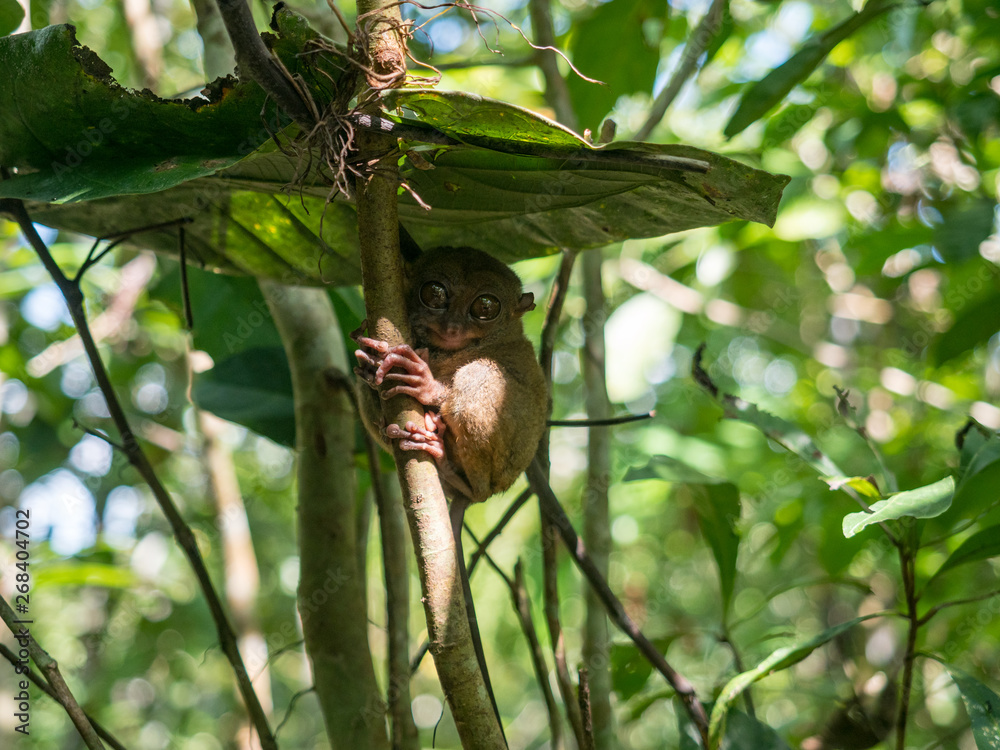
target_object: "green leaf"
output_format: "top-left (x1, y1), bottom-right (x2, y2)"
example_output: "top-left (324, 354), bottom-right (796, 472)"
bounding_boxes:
top-left (677, 483), bottom-right (741, 614)
top-left (397, 143), bottom-right (788, 262)
top-left (842, 476), bottom-right (955, 538)
top-left (698, 377), bottom-right (844, 478)
top-left (151, 265), bottom-right (284, 357)
top-left (0, 22), bottom-right (788, 277)
top-left (946, 667), bottom-right (1000, 747)
top-left (931, 525), bottom-right (1000, 582)
top-left (931, 292), bottom-right (1000, 365)
top-left (709, 616), bottom-right (876, 744)
top-left (191, 347), bottom-right (295, 446)
top-left (384, 89), bottom-right (587, 148)
top-left (623, 455), bottom-right (720, 484)
top-left (936, 425), bottom-right (1000, 531)
top-left (566, 0), bottom-right (667, 131)
top-left (0, 0), bottom-right (24, 36)
top-left (34, 562), bottom-right (136, 589)
top-left (0, 25), bottom-right (287, 177)
top-left (724, 0), bottom-right (893, 138)
top-left (823, 476), bottom-right (883, 500)
top-left (934, 199), bottom-right (997, 262)
top-left (610, 642), bottom-right (655, 700)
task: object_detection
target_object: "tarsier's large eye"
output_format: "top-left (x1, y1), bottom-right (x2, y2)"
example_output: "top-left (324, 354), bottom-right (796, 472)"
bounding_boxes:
top-left (419, 282), bottom-right (449, 310)
top-left (469, 294), bottom-right (501, 321)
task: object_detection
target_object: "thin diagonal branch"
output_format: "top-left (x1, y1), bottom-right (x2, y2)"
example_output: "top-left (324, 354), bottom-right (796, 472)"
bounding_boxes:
top-left (214, 0), bottom-right (316, 127)
top-left (918, 589), bottom-right (1000, 626)
top-left (0, 644), bottom-right (126, 750)
top-left (0, 198), bottom-right (277, 750)
top-left (527, 458), bottom-right (710, 744)
top-left (0, 596), bottom-right (106, 750)
top-left (633, 0), bottom-right (727, 142)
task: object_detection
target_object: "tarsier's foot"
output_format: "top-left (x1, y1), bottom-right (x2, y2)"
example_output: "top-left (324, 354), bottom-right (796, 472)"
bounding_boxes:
top-left (386, 416), bottom-right (446, 460)
top-left (375, 344), bottom-right (448, 406)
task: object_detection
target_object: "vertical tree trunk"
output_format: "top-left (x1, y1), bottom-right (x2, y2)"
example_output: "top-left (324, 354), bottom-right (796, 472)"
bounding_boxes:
top-left (260, 281), bottom-right (389, 750)
top-left (581, 249), bottom-right (613, 750)
top-left (352, 4), bottom-right (506, 745)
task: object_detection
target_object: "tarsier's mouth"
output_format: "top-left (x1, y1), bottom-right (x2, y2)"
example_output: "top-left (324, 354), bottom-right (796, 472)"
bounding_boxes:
top-left (429, 329), bottom-right (477, 351)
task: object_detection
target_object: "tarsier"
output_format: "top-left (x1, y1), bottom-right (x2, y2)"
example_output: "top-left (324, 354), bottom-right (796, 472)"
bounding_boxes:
top-left (352, 245), bottom-right (548, 727)
top-left (352, 245), bottom-right (548, 501)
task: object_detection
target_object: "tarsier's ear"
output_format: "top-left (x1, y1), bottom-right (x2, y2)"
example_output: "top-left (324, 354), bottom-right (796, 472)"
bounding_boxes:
top-left (516, 292), bottom-right (536, 316)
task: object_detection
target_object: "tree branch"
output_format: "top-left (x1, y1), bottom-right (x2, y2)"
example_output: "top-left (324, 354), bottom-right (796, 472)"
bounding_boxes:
top-left (0, 644), bottom-right (126, 750)
top-left (0, 596), bottom-right (106, 750)
top-left (352, 1), bottom-right (505, 746)
top-left (581, 247), bottom-right (614, 748)
top-left (366, 431), bottom-right (420, 749)
top-left (260, 281), bottom-right (388, 749)
top-left (633, 0), bottom-right (727, 142)
top-left (528, 0), bottom-right (578, 131)
top-left (214, 0), bottom-right (316, 127)
top-left (527, 458), bottom-right (711, 745)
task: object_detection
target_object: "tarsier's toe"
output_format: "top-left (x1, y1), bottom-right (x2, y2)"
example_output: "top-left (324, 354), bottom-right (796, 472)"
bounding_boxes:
top-left (398, 439), bottom-right (445, 460)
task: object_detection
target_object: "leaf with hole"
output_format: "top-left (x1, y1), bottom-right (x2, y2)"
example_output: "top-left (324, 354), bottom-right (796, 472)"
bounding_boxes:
top-left (0, 16), bottom-right (789, 279)
top-left (946, 666), bottom-right (1000, 747)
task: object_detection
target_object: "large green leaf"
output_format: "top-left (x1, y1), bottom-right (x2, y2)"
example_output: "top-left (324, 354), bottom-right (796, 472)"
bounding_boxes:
top-left (709, 615), bottom-right (876, 744)
top-left (190, 347), bottom-right (296, 447)
top-left (724, 0), bottom-right (894, 138)
top-left (384, 89), bottom-right (587, 148)
top-left (0, 18), bottom-right (789, 279)
top-left (947, 667), bottom-right (1000, 748)
top-left (676, 482), bottom-right (741, 615)
top-left (842, 476), bottom-right (955, 538)
top-left (931, 291), bottom-right (1000, 366)
top-left (0, 23), bottom-right (296, 178)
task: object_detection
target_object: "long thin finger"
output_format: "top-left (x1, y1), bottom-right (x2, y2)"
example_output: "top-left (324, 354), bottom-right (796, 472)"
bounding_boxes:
top-left (382, 385), bottom-right (423, 400)
top-left (348, 320), bottom-right (368, 341)
top-left (355, 335), bottom-right (390, 354)
top-left (382, 372), bottom-right (423, 384)
top-left (354, 349), bottom-right (378, 367)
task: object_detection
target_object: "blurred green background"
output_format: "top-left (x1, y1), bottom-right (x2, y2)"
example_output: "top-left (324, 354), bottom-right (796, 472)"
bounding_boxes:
top-left (1, 0), bottom-right (999, 748)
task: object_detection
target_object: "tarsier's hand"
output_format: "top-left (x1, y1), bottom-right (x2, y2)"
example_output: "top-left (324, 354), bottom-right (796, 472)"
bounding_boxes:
top-left (352, 321), bottom-right (449, 457)
top-left (351, 322), bottom-right (448, 406)
top-left (373, 344), bottom-right (448, 406)
top-left (350, 320), bottom-right (390, 389)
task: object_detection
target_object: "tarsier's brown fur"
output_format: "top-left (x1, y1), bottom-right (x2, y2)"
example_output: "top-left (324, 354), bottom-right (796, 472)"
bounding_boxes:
top-left (353, 246), bottom-right (548, 504)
